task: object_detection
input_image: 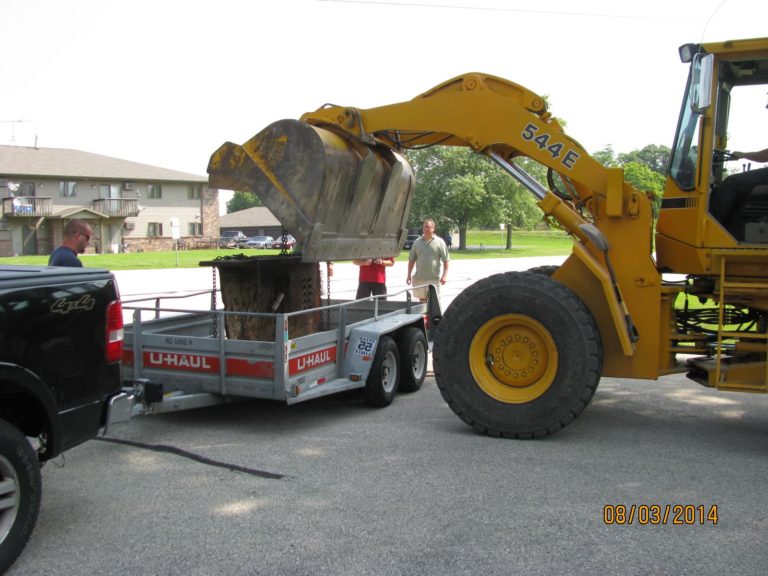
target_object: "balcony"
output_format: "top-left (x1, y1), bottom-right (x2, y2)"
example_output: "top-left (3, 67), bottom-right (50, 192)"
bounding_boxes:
top-left (2, 196), bottom-right (53, 218)
top-left (93, 198), bottom-right (139, 217)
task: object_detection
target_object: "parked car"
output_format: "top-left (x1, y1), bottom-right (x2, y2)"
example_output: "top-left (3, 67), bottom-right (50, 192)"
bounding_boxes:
top-left (270, 234), bottom-right (296, 250)
top-left (245, 235), bottom-right (274, 249)
top-left (219, 230), bottom-right (247, 248)
top-left (402, 234), bottom-right (420, 250)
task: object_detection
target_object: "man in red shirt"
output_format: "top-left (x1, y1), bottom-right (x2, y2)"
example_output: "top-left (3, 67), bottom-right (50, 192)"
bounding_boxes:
top-left (353, 257), bottom-right (395, 300)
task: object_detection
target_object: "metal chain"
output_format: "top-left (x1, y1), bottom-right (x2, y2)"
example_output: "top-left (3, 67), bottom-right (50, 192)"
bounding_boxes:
top-left (279, 226), bottom-right (290, 256)
top-left (211, 265), bottom-right (218, 337)
top-left (317, 262), bottom-right (325, 331)
top-left (325, 262), bottom-right (331, 329)
top-left (316, 262), bottom-right (332, 331)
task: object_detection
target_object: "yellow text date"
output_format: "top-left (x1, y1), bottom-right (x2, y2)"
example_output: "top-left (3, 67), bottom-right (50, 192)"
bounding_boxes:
top-left (603, 504), bottom-right (718, 525)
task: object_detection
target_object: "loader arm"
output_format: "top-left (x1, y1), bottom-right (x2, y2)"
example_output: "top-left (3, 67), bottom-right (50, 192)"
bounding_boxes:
top-left (300, 72), bottom-right (616, 217)
top-left (297, 73), bottom-right (652, 268)
top-left (208, 72), bottom-right (660, 362)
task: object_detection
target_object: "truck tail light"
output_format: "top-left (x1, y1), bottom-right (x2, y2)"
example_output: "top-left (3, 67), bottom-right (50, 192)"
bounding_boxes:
top-left (106, 300), bottom-right (124, 363)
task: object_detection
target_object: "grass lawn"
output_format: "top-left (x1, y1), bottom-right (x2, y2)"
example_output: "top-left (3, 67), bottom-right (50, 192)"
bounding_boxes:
top-left (460, 229), bottom-right (572, 258)
top-left (0, 230), bottom-right (573, 270)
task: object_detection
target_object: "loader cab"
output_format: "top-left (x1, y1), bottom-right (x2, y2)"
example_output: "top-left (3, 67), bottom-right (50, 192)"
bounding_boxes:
top-left (658, 38), bottom-right (768, 270)
top-left (707, 64), bottom-right (768, 243)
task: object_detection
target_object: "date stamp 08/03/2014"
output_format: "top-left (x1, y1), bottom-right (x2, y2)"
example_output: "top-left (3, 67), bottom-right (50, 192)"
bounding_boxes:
top-left (603, 504), bottom-right (718, 526)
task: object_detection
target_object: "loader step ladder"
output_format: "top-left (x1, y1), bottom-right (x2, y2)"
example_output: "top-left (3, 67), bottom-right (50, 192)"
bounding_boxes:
top-left (711, 254), bottom-right (768, 392)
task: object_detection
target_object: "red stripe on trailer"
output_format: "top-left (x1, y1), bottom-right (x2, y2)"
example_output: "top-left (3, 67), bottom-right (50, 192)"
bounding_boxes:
top-left (130, 351), bottom-right (275, 378)
top-left (227, 357), bottom-right (275, 378)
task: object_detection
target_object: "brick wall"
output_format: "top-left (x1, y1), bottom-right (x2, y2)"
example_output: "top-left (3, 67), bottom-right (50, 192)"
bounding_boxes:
top-left (202, 187), bottom-right (219, 239)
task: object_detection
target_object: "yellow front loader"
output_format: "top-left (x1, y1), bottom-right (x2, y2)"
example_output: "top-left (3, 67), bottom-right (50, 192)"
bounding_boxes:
top-left (208, 36), bottom-right (768, 437)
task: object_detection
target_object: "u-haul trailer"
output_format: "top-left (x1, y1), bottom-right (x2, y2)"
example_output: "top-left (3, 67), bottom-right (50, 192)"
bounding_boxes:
top-left (122, 286), bottom-right (441, 415)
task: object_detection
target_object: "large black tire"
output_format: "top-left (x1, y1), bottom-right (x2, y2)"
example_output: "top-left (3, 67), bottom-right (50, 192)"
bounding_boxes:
top-left (0, 419), bottom-right (42, 574)
top-left (527, 265), bottom-right (559, 277)
top-left (364, 336), bottom-right (400, 407)
top-left (398, 327), bottom-right (428, 393)
top-left (433, 272), bottom-right (602, 438)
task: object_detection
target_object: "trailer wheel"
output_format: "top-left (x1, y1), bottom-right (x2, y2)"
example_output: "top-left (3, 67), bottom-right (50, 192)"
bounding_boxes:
top-left (364, 336), bottom-right (400, 407)
top-left (398, 327), bottom-right (428, 393)
top-left (433, 272), bottom-right (602, 438)
top-left (0, 419), bottom-right (41, 574)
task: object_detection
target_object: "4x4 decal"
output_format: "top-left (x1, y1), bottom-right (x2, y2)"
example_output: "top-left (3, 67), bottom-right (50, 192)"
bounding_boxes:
top-left (51, 295), bottom-right (96, 315)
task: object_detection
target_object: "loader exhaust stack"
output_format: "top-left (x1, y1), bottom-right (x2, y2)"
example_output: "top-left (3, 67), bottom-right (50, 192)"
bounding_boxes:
top-left (207, 119), bottom-right (415, 262)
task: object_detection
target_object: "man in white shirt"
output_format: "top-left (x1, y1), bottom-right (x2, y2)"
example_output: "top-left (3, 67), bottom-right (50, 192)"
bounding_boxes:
top-left (406, 219), bottom-right (450, 301)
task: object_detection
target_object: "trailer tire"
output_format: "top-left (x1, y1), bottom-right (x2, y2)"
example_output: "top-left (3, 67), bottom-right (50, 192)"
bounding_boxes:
top-left (0, 419), bottom-right (41, 574)
top-left (398, 327), bottom-right (428, 393)
top-left (433, 272), bottom-right (602, 438)
top-left (364, 336), bottom-right (400, 407)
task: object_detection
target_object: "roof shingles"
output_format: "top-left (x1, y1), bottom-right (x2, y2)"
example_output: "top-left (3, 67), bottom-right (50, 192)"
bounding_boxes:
top-left (0, 145), bottom-right (207, 182)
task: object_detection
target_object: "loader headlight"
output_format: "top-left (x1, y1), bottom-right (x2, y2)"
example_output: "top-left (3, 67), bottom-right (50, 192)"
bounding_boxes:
top-left (678, 43), bottom-right (700, 63)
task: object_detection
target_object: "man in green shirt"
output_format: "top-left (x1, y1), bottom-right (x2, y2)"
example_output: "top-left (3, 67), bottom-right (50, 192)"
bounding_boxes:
top-left (406, 219), bottom-right (450, 301)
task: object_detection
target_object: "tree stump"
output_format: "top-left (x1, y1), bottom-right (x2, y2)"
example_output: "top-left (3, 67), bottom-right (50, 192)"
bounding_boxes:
top-left (201, 255), bottom-right (321, 341)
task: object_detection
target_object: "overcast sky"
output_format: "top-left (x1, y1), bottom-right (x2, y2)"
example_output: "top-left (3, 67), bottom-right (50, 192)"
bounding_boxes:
top-left (3, 0), bottom-right (766, 188)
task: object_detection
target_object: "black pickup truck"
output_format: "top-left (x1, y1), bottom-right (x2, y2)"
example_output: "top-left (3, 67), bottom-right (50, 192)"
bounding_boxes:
top-left (0, 266), bottom-right (129, 573)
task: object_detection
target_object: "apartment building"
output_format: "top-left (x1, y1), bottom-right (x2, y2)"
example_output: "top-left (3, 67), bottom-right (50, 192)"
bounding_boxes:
top-left (0, 144), bottom-right (219, 256)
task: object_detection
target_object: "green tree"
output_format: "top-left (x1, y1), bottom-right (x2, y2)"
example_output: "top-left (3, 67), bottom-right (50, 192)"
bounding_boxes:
top-left (442, 173), bottom-right (489, 248)
top-left (407, 147), bottom-right (546, 248)
top-left (405, 138), bottom-right (670, 247)
top-left (485, 158), bottom-right (545, 247)
top-left (592, 146), bottom-right (618, 167)
top-left (618, 144), bottom-right (670, 175)
top-left (407, 147), bottom-right (496, 249)
top-left (226, 190), bottom-right (261, 213)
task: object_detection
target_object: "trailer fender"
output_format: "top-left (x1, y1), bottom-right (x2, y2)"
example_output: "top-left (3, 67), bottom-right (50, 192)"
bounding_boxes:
top-left (342, 314), bottom-right (425, 381)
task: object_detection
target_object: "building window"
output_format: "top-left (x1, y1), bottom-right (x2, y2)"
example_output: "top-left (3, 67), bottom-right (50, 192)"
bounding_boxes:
top-left (59, 181), bottom-right (77, 197)
top-left (148, 184), bottom-right (162, 199)
top-left (188, 222), bottom-right (202, 236)
top-left (187, 184), bottom-right (202, 200)
top-left (98, 184), bottom-right (120, 198)
top-left (19, 182), bottom-right (35, 195)
top-left (148, 222), bottom-right (163, 237)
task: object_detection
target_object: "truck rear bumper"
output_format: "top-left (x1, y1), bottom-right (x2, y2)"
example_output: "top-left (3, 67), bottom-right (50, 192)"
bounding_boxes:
top-left (103, 391), bottom-right (135, 435)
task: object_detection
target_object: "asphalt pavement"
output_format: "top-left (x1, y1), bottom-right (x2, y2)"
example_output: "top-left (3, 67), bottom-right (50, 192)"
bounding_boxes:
top-left (11, 373), bottom-right (768, 576)
top-left (8, 256), bottom-right (768, 576)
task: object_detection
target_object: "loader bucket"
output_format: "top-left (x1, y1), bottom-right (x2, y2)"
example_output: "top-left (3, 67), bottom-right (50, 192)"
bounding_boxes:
top-left (207, 119), bottom-right (415, 262)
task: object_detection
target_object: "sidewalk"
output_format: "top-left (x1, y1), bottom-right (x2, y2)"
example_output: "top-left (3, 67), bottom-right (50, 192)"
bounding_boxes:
top-left (112, 255), bottom-right (567, 311)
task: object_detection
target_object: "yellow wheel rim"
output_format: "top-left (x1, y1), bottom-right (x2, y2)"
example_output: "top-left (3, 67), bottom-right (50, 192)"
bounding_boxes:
top-left (469, 314), bottom-right (558, 404)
